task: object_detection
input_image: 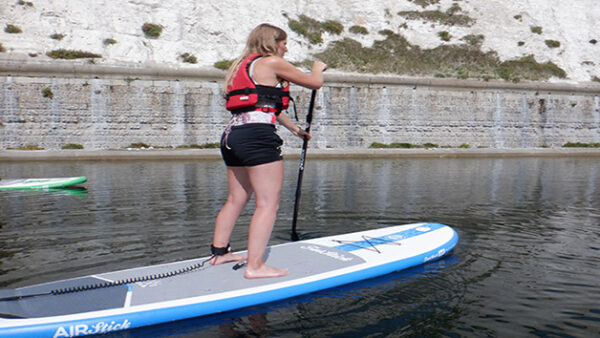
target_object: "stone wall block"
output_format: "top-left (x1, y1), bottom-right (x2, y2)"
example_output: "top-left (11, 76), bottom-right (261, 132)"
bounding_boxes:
top-left (1, 73), bottom-right (599, 150)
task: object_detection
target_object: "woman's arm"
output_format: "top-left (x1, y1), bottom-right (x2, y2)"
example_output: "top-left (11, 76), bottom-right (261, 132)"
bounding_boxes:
top-left (262, 57), bottom-right (327, 90)
top-left (277, 113), bottom-right (312, 140)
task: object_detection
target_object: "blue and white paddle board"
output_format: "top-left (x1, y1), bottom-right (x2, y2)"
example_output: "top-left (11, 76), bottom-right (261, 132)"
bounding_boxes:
top-left (0, 177), bottom-right (87, 190)
top-left (0, 222), bottom-right (458, 337)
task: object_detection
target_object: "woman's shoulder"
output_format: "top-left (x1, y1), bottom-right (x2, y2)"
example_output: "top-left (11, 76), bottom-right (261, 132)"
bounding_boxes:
top-left (258, 55), bottom-right (294, 71)
top-left (258, 55), bottom-right (285, 64)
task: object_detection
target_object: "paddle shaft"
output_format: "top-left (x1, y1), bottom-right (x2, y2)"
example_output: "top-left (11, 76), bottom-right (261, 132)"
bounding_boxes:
top-left (291, 89), bottom-right (317, 241)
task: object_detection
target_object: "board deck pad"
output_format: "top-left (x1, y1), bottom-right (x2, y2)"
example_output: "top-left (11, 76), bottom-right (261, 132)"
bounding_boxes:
top-left (0, 177), bottom-right (87, 190)
top-left (0, 222), bottom-right (458, 337)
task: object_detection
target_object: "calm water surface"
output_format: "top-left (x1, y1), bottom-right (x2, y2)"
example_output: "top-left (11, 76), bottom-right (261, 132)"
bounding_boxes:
top-left (1, 157), bottom-right (599, 337)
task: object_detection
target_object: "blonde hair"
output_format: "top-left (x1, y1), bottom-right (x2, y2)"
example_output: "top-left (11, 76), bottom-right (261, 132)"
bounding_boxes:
top-left (224, 23), bottom-right (287, 92)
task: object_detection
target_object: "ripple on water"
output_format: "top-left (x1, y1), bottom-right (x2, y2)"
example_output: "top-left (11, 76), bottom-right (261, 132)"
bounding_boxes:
top-left (1, 158), bottom-right (599, 337)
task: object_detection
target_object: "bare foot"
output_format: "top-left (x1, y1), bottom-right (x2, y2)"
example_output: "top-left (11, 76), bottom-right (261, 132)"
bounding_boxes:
top-left (244, 264), bottom-right (289, 279)
top-left (209, 252), bottom-right (246, 265)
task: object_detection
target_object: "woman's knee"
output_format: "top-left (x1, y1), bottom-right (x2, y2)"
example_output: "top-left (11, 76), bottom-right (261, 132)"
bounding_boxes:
top-left (227, 191), bottom-right (252, 208)
top-left (254, 198), bottom-right (280, 214)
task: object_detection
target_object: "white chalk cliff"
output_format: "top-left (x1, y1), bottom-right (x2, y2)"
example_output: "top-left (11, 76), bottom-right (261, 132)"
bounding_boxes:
top-left (1, 0), bottom-right (599, 82)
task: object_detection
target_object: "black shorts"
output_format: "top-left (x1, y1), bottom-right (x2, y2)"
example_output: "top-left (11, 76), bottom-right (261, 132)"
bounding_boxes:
top-left (220, 124), bottom-right (283, 167)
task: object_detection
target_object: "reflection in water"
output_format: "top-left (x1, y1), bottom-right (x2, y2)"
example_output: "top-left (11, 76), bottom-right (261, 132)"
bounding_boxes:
top-left (0, 157), bottom-right (599, 337)
top-left (46, 187), bottom-right (87, 196)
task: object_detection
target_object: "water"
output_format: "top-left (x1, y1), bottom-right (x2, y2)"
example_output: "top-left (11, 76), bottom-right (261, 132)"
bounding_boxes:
top-left (1, 157), bottom-right (599, 337)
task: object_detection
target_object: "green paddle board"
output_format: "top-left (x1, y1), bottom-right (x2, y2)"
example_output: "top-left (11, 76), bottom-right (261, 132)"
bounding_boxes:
top-left (0, 176), bottom-right (87, 190)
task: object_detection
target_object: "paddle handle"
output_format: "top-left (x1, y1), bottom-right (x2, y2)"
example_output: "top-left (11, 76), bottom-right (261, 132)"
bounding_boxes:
top-left (291, 89), bottom-right (317, 241)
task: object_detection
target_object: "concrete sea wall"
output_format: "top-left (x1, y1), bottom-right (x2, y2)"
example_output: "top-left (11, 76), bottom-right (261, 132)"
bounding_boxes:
top-left (1, 61), bottom-right (599, 150)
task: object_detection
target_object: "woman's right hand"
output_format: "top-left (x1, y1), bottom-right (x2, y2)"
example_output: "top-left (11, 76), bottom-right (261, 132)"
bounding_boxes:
top-left (312, 61), bottom-right (328, 73)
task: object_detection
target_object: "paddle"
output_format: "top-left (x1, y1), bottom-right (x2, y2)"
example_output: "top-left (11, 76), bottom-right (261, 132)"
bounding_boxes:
top-left (291, 89), bottom-right (317, 241)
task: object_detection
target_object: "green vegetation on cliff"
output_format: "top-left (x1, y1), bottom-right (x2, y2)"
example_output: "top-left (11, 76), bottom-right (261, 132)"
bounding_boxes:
top-left (313, 31), bottom-right (565, 82)
top-left (287, 14), bottom-right (343, 44)
top-left (286, 10), bottom-right (567, 82)
top-left (47, 49), bottom-right (101, 59)
top-left (398, 4), bottom-right (475, 27)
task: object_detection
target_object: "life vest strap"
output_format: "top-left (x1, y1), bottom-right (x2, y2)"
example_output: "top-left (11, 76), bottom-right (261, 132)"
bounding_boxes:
top-left (226, 86), bottom-right (289, 100)
top-left (230, 106), bottom-right (279, 114)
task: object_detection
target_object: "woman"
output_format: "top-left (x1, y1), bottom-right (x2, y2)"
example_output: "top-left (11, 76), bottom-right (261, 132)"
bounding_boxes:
top-left (210, 23), bottom-right (327, 279)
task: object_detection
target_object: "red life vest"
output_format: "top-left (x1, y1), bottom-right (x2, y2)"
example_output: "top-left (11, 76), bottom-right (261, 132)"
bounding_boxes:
top-left (225, 54), bottom-right (290, 115)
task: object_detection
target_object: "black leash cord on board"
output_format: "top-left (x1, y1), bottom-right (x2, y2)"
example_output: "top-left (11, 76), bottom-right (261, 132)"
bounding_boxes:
top-left (0, 258), bottom-right (213, 302)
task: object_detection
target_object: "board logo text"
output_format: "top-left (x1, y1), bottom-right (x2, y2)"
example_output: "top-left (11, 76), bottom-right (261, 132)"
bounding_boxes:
top-left (53, 319), bottom-right (131, 337)
top-left (301, 245), bottom-right (353, 262)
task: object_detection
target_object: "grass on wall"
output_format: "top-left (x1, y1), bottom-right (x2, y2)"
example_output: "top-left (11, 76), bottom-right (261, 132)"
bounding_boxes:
top-left (41, 87), bottom-right (54, 98)
top-left (531, 26), bottom-right (543, 34)
top-left (314, 31), bottom-right (566, 82)
top-left (62, 143), bottom-right (84, 149)
top-left (47, 49), bottom-right (101, 59)
top-left (496, 55), bottom-right (566, 81)
top-left (408, 0), bottom-right (441, 8)
top-left (545, 40), bottom-right (561, 48)
top-left (563, 142), bottom-right (600, 148)
top-left (180, 53), bottom-right (198, 64)
top-left (282, 12), bottom-right (566, 82)
top-left (462, 34), bottom-right (484, 46)
top-left (176, 143), bottom-right (220, 149)
top-left (9, 144), bottom-right (44, 150)
top-left (17, 0), bottom-right (34, 6)
top-left (438, 31), bottom-right (451, 41)
top-left (142, 23), bottom-right (162, 38)
top-left (287, 14), bottom-right (344, 44)
top-left (398, 4), bottom-right (475, 27)
top-left (5, 24), bottom-right (22, 33)
top-left (214, 59), bottom-right (234, 70)
top-left (349, 25), bottom-right (368, 35)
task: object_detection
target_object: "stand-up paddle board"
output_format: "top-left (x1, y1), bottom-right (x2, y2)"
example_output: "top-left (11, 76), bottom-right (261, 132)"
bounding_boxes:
top-left (0, 177), bottom-right (87, 190)
top-left (0, 222), bottom-right (458, 337)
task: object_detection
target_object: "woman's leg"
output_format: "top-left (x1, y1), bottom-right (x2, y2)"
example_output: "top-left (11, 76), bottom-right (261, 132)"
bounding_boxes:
top-left (244, 160), bottom-right (289, 278)
top-left (210, 166), bottom-right (252, 265)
